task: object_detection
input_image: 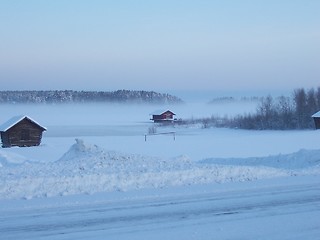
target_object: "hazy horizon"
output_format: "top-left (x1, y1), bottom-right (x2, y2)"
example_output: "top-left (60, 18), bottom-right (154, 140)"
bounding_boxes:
top-left (1, 1), bottom-right (319, 93)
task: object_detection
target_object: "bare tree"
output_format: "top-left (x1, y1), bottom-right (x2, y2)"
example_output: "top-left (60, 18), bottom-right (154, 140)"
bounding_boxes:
top-left (294, 88), bottom-right (308, 128)
top-left (316, 87), bottom-right (320, 110)
top-left (307, 88), bottom-right (318, 114)
top-left (256, 95), bottom-right (276, 129)
top-left (276, 96), bottom-right (294, 129)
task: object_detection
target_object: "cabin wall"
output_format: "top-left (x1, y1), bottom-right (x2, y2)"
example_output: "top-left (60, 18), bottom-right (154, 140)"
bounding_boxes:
top-left (1, 132), bottom-right (10, 148)
top-left (314, 118), bottom-right (320, 129)
top-left (1, 119), bottom-right (44, 147)
top-left (163, 113), bottom-right (174, 119)
top-left (152, 115), bottom-right (165, 120)
top-left (152, 113), bottom-right (173, 120)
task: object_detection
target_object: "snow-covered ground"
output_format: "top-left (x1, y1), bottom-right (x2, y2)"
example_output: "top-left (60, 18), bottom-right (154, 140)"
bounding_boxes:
top-left (0, 102), bottom-right (320, 239)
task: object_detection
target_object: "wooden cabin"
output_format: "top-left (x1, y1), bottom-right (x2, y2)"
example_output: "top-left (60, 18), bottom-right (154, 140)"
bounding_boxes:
top-left (150, 110), bottom-right (176, 123)
top-left (0, 116), bottom-right (46, 148)
top-left (312, 111), bottom-right (320, 129)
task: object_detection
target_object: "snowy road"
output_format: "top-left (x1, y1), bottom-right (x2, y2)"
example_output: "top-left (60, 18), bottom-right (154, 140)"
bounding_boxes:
top-left (1, 178), bottom-right (320, 240)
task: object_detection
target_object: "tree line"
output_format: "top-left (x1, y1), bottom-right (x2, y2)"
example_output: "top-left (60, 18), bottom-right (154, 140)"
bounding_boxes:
top-left (232, 87), bottom-right (320, 129)
top-left (181, 87), bottom-right (320, 130)
top-left (0, 90), bottom-right (183, 104)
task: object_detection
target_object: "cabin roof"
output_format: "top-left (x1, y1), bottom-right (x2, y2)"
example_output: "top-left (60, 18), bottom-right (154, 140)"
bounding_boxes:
top-left (150, 110), bottom-right (176, 116)
top-left (312, 111), bottom-right (320, 118)
top-left (0, 115), bottom-right (47, 132)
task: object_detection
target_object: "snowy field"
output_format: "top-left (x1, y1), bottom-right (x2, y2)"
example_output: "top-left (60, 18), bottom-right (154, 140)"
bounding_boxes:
top-left (0, 101), bottom-right (320, 239)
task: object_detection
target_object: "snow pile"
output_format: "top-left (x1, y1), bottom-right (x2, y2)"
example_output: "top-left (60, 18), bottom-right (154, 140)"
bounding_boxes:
top-left (0, 139), bottom-right (319, 200)
top-left (56, 139), bottom-right (194, 174)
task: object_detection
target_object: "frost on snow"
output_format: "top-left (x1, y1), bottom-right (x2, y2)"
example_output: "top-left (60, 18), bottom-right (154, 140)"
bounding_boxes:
top-left (0, 139), bottom-right (319, 200)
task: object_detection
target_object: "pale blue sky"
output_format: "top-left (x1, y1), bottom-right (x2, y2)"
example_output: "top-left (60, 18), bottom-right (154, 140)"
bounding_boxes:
top-left (0, 0), bottom-right (319, 93)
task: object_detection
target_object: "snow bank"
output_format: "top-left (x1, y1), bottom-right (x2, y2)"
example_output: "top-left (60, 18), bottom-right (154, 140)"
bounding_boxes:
top-left (200, 149), bottom-right (320, 170)
top-left (0, 139), bottom-right (319, 200)
top-left (0, 151), bottom-right (29, 167)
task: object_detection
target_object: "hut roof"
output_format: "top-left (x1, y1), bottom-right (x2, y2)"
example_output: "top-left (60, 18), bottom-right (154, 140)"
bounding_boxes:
top-left (312, 111), bottom-right (320, 118)
top-left (0, 115), bottom-right (47, 132)
top-left (150, 110), bottom-right (176, 115)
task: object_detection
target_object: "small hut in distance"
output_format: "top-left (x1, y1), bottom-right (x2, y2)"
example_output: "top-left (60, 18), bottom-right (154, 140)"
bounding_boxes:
top-left (0, 115), bottom-right (46, 148)
top-left (312, 111), bottom-right (320, 129)
top-left (150, 110), bottom-right (177, 123)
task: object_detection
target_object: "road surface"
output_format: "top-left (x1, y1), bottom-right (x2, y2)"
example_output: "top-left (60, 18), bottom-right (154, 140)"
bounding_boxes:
top-left (0, 178), bottom-right (319, 240)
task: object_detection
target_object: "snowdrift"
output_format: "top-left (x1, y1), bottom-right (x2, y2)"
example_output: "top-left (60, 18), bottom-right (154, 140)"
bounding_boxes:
top-left (201, 149), bottom-right (320, 170)
top-left (0, 151), bottom-right (29, 167)
top-left (0, 139), bottom-right (319, 200)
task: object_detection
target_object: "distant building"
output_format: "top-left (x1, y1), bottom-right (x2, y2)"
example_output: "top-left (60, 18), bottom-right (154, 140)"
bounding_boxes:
top-left (150, 110), bottom-right (176, 123)
top-left (0, 115), bottom-right (46, 148)
top-left (312, 111), bottom-right (320, 129)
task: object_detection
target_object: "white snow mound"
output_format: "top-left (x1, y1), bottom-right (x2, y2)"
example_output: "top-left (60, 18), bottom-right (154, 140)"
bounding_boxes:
top-left (0, 139), bottom-right (319, 200)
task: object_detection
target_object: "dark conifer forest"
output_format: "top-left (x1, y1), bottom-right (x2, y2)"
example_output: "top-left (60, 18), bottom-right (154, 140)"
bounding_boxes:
top-left (0, 90), bottom-right (183, 104)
